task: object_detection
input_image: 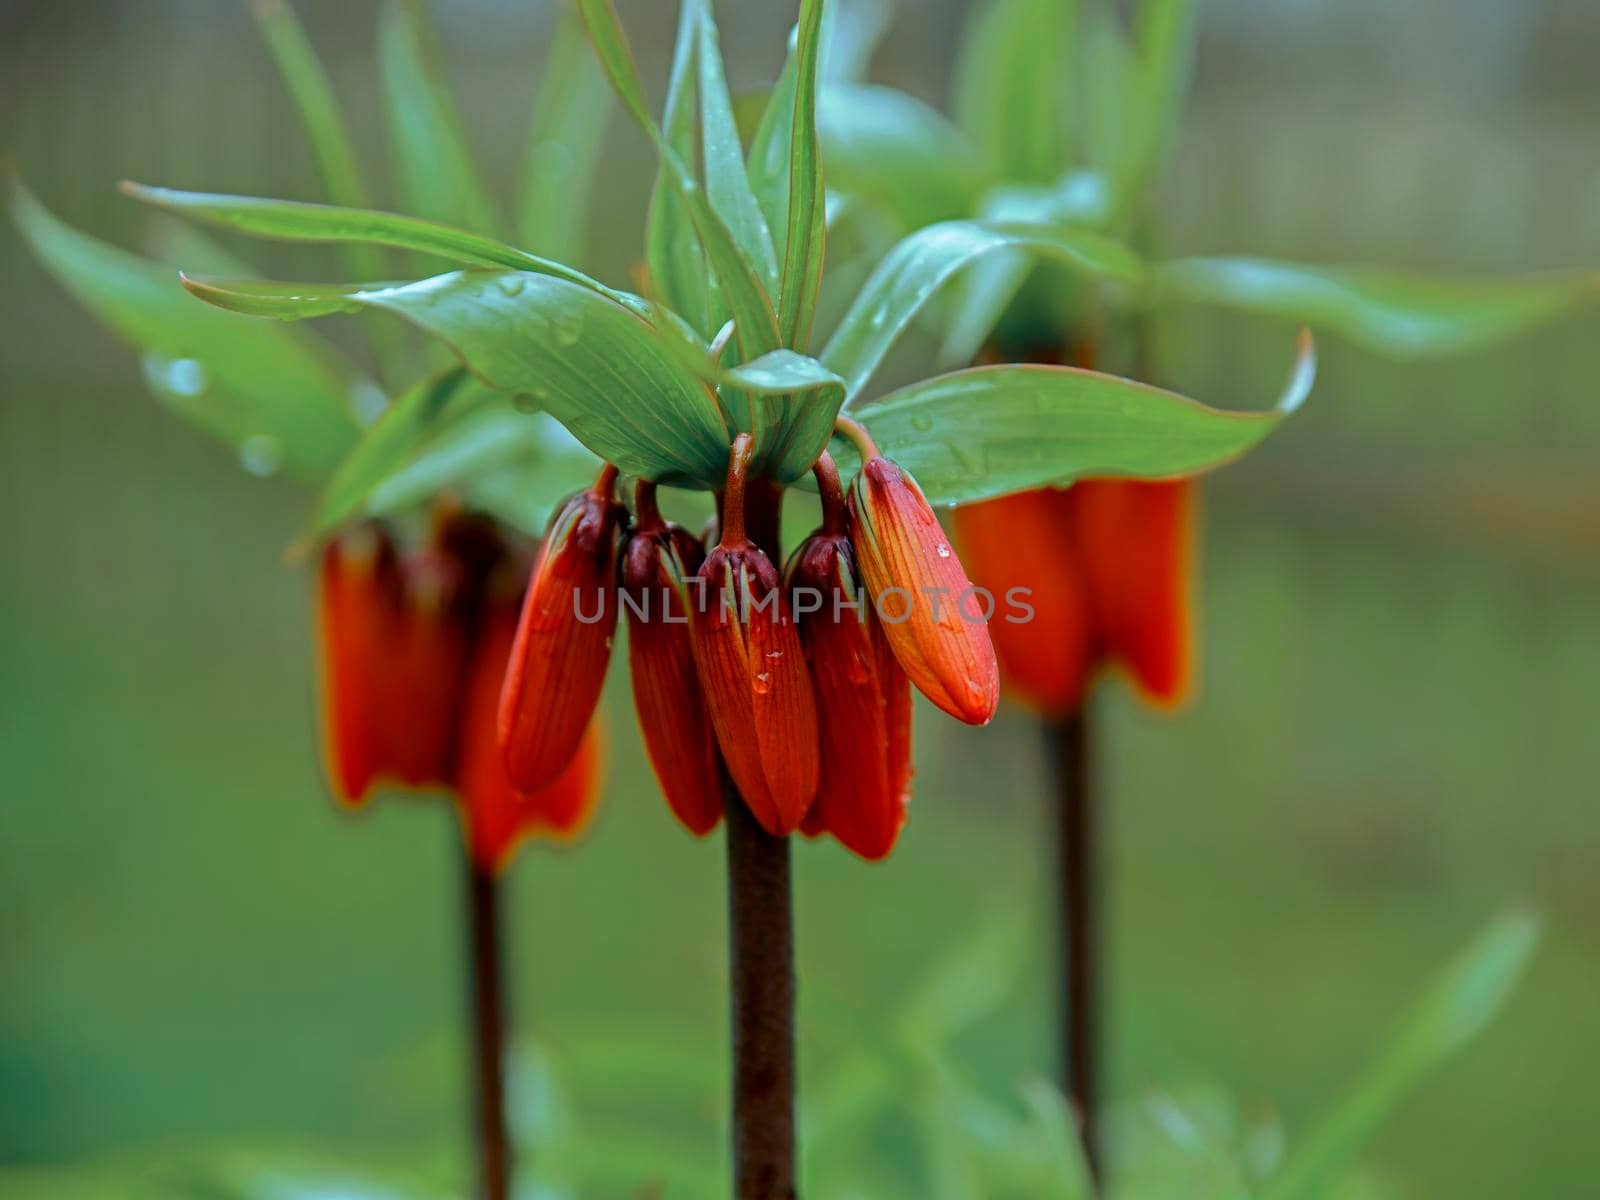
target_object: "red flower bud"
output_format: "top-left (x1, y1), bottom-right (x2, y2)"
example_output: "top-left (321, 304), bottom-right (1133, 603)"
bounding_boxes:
top-left (317, 523), bottom-right (467, 805)
top-left (622, 500), bottom-right (722, 836)
top-left (848, 454), bottom-right (999, 725)
top-left (689, 436), bottom-right (818, 835)
top-left (952, 489), bottom-right (1094, 717)
top-left (1070, 478), bottom-right (1194, 709)
top-left (787, 530), bottom-right (912, 860)
top-left (456, 589), bottom-right (602, 871)
top-left (498, 470), bottom-right (625, 791)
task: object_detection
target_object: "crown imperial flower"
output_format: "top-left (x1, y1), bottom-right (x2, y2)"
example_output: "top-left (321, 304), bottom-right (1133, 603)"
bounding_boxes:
top-left (689, 436), bottom-right (820, 835)
top-left (498, 466), bottom-right (626, 791)
top-left (843, 427), bottom-right (1000, 727)
top-left (621, 483), bottom-right (723, 837)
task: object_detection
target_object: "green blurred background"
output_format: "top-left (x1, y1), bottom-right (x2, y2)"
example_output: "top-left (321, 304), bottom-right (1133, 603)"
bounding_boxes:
top-left (2, 1), bottom-right (1596, 1195)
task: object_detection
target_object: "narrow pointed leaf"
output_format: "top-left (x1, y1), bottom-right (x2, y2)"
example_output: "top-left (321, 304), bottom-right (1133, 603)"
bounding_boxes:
top-left (378, 0), bottom-right (504, 236)
top-left (820, 0), bottom-right (894, 84)
top-left (306, 366), bottom-right (481, 539)
top-left (777, 0), bottom-right (827, 349)
top-left (645, 0), bottom-right (716, 336)
top-left (953, 0), bottom-right (1075, 185)
top-left (818, 84), bottom-right (991, 233)
top-left (1112, 0), bottom-right (1196, 218)
top-left (123, 184), bottom-right (639, 308)
top-left (697, 1), bottom-right (780, 294)
top-left (578, 0), bottom-right (782, 357)
top-left (1154, 256), bottom-right (1599, 357)
top-left (823, 219), bottom-right (1144, 403)
top-left (519, 10), bottom-right (614, 262)
top-left (183, 270), bottom-right (731, 485)
top-left (831, 331), bottom-right (1316, 504)
top-left (1262, 912), bottom-right (1540, 1200)
top-left (747, 26), bottom-right (801, 257)
top-left (254, 0), bottom-right (411, 379)
top-left (12, 183), bottom-right (365, 479)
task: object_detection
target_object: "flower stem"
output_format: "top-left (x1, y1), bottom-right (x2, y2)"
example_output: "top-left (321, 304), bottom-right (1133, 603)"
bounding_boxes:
top-left (464, 860), bottom-right (511, 1200)
top-left (1045, 708), bottom-right (1100, 1185)
top-left (725, 776), bottom-right (797, 1200)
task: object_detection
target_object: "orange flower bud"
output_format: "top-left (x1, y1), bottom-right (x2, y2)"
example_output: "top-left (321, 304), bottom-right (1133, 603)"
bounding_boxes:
top-left (848, 454), bottom-right (999, 725)
top-left (317, 522), bottom-right (467, 805)
top-left (622, 492), bottom-right (722, 836)
top-left (498, 469), bottom-right (625, 791)
top-left (787, 527), bottom-right (911, 861)
top-left (1069, 478), bottom-right (1195, 709)
top-left (689, 437), bottom-right (819, 835)
top-left (952, 489), bottom-right (1094, 717)
top-left (456, 588), bottom-right (602, 872)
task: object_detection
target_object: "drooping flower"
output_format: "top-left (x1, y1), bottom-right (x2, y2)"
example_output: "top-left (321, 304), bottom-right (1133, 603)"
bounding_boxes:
top-left (689, 435), bottom-right (819, 835)
top-left (621, 482), bottom-right (722, 836)
top-left (498, 466), bottom-right (626, 791)
top-left (316, 509), bottom-right (603, 870)
top-left (842, 424), bottom-right (1000, 727)
top-left (787, 455), bottom-right (912, 861)
top-left (952, 344), bottom-right (1196, 716)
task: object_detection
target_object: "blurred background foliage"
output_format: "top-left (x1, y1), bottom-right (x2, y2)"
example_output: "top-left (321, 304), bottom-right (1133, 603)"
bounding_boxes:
top-left (1, 1), bottom-right (1596, 1196)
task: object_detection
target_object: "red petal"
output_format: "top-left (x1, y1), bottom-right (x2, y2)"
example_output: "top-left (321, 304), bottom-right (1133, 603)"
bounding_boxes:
top-left (498, 493), bottom-right (621, 790)
top-left (1069, 478), bottom-right (1196, 709)
top-left (952, 489), bottom-right (1095, 717)
top-left (456, 601), bottom-right (603, 872)
top-left (623, 528), bottom-right (722, 836)
top-left (317, 529), bottom-right (393, 806)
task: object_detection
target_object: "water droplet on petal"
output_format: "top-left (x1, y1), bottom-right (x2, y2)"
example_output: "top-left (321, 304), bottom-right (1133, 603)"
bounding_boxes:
top-left (936, 542), bottom-right (951, 558)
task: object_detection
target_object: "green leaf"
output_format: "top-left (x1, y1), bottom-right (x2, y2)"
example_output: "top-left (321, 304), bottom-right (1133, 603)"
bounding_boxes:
top-left (367, 407), bottom-right (603, 540)
top-left (519, 9), bottom-right (614, 263)
top-left (378, 0), bottom-right (504, 237)
top-left (1262, 911), bottom-right (1540, 1200)
top-left (953, 0), bottom-right (1074, 186)
top-left (305, 366), bottom-right (480, 540)
top-left (12, 182), bottom-right (366, 480)
top-left (893, 913), bottom-right (1031, 1049)
top-left (937, 174), bottom-right (1113, 366)
top-left (579, 0), bottom-right (782, 359)
top-left (184, 270), bottom-right (731, 486)
top-left (777, 0), bottom-right (828, 349)
top-left (254, 0), bottom-right (411, 382)
top-left (697, 1), bottom-right (780, 295)
top-left (823, 219), bottom-right (1144, 403)
top-left (834, 329), bottom-right (1315, 505)
top-left (719, 350), bottom-right (846, 483)
top-left (122, 183), bottom-right (638, 309)
top-left (1153, 256), bottom-right (1600, 358)
top-left (820, 0), bottom-right (895, 84)
top-left (645, 0), bottom-right (716, 336)
top-left (818, 84), bottom-right (991, 233)
top-left (1111, 0), bottom-right (1196, 219)
top-left (747, 25), bottom-right (801, 261)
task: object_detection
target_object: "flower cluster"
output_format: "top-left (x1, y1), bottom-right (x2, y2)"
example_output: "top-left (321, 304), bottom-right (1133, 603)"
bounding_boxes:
top-left (318, 508), bottom-right (600, 871)
top-left (493, 431), bottom-right (998, 861)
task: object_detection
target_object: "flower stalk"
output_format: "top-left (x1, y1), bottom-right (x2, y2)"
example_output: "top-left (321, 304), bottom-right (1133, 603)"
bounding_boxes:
top-left (463, 858), bottom-right (511, 1200)
top-left (724, 773), bottom-right (797, 1200)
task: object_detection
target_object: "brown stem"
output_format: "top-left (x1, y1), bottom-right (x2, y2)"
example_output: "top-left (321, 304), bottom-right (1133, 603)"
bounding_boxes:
top-left (464, 860), bottom-right (511, 1200)
top-left (1046, 709), bottom-right (1100, 1186)
top-left (720, 434), bottom-right (756, 547)
top-left (634, 479), bottom-right (664, 532)
top-left (832, 414), bottom-right (879, 463)
top-left (725, 777), bottom-right (797, 1200)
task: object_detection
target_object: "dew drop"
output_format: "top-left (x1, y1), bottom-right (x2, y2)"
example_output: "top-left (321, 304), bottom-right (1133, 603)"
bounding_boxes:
top-left (909, 412), bottom-right (934, 433)
top-left (496, 275), bottom-right (526, 298)
top-left (753, 671), bottom-right (772, 694)
top-left (936, 542), bottom-right (951, 558)
top-left (162, 357), bottom-right (208, 398)
top-left (239, 434), bottom-right (283, 478)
